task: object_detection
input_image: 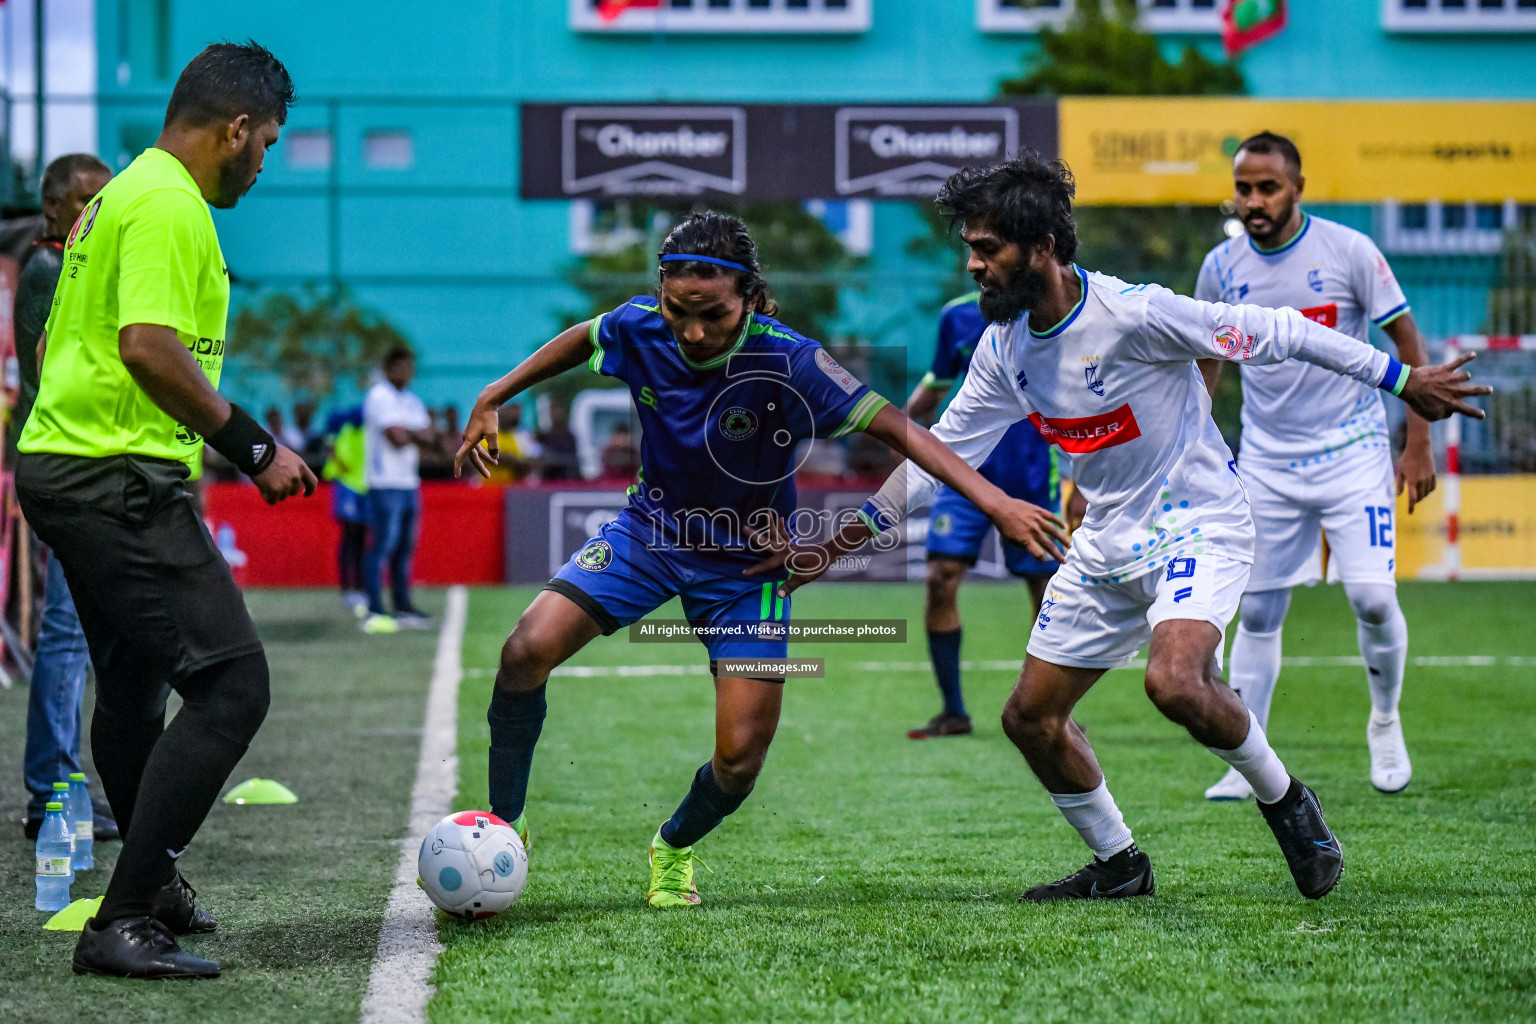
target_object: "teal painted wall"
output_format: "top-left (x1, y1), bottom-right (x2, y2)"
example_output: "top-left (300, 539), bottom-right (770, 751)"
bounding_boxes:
top-left (93, 2), bottom-right (1536, 412)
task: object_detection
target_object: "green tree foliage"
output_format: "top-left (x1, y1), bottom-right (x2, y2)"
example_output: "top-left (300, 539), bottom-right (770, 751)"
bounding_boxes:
top-left (230, 288), bottom-right (410, 401)
top-left (999, 0), bottom-right (1244, 98)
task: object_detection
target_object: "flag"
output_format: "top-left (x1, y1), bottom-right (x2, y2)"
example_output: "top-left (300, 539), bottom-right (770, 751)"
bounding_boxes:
top-left (1222, 0), bottom-right (1286, 56)
top-left (597, 0), bottom-right (662, 23)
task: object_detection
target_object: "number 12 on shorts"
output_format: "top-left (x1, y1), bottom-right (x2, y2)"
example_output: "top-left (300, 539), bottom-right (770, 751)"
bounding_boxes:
top-left (1366, 505), bottom-right (1394, 548)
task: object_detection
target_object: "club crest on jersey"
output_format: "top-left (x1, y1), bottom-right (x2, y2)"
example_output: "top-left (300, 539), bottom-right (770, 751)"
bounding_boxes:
top-left (576, 540), bottom-right (613, 572)
top-left (1211, 324), bottom-right (1253, 360)
top-left (814, 348), bottom-right (861, 396)
top-left (719, 406), bottom-right (758, 441)
top-left (67, 197), bottom-right (102, 249)
top-left (1306, 266), bottom-right (1324, 293)
top-left (1083, 358), bottom-right (1105, 397)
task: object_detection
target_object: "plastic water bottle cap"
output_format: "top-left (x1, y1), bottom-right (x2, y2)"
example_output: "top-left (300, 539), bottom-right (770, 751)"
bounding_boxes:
top-left (45, 801), bottom-right (62, 812)
top-left (53, 782), bottom-right (70, 791)
top-left (69, 773), bottom-right (86, 782)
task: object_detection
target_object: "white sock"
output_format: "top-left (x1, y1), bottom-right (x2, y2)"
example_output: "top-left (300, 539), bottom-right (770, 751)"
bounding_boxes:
top-left (1228, 626), bottom-right (1282, 729)
top-left (1355, 601), bottom-right (1408, 716)
top-left (1207, 711), bottom-right (1292, 804)
top-left (1050, 780), bottom-right (1134, 860)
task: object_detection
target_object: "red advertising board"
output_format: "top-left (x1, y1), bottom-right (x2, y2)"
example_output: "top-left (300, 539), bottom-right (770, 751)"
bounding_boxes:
top-left (203, 481), bottom-right (504, 587)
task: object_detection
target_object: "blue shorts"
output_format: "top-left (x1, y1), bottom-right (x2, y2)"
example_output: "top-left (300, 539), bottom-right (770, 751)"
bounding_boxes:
top-left (926, 485), bottom-right (1057, 578)
top-left (332, 484), bottom-right (369, 524)
top-left (546, 510), bottom-right (791, 671)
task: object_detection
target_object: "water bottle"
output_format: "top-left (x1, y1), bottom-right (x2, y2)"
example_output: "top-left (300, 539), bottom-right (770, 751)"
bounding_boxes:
top-left (67, 773), bottom-right (94, 871)
top-left (35, 800), bottom-right (74, 911)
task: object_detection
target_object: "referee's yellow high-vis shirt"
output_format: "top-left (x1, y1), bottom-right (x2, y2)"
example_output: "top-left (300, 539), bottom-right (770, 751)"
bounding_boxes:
top-left (21, 147), bottom-right (228, 470)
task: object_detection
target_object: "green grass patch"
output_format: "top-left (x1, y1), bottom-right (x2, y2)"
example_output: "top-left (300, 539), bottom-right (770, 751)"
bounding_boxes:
top-left (440, 581), bottom-right (1536, 1023)
top-left (0, 589), bottom-right (442, 1023)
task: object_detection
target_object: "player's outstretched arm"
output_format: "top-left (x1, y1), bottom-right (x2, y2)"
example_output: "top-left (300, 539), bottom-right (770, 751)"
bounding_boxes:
top-left (863, 404), bottom-right (1068, 561)
top-left (1144, 289), bottom-right (1491, 424)
top-left (456, 320), bottom-right (595, 478)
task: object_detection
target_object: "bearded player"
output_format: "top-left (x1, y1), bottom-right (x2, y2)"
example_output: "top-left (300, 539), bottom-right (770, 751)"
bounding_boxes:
top-left (762, 152), bottom-right (1486, 901)
top-left (1196, 133), bottom-right (1433, 799)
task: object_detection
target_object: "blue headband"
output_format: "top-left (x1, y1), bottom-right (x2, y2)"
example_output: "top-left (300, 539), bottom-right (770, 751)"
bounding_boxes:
top-left (660, 253), bottom-right (753, 274)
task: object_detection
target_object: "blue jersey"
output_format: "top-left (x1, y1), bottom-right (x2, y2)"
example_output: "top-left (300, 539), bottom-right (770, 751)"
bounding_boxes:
top-left (590, 297), bottom-right (889, 570)
top-left (926, 294), bottom-right (1059, 506)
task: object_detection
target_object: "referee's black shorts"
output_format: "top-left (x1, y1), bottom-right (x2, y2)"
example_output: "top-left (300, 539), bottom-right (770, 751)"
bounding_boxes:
top-left (16, 453), bottom-right (263, 693)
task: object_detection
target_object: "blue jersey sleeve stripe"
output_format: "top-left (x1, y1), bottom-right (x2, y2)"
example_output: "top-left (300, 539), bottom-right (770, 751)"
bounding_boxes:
top-left (1372, 302), bottom-right (1410, 327)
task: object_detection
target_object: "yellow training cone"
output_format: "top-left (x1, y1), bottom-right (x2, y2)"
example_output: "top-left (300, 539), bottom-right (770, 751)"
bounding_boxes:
top-left (44, 896), bottom-right (102, 931)
top-left (222, 778), bottom-right (299, 805)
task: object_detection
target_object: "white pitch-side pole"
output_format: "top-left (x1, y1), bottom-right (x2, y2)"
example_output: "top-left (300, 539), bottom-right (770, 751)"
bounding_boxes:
top-left (1443, 338), bottom-right (1462, 582)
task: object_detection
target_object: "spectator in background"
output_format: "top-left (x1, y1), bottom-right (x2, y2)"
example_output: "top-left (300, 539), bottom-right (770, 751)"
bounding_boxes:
top-left (266, 405), bottom-right (303, 451)
top-left (599, 422), bottom-right (638, 483)
top-left (293, 399), bottom-right (326, 472)
top-left (15, 153), bottom-right (118, 842)
top-left (361, 346), bottom-right (435, 633)
top-left (490, 403), bottom-right (541, 484)
top-left (322, 405), bottom-right (369, 617)
top-left (536, 399), bottom-right (581, 481)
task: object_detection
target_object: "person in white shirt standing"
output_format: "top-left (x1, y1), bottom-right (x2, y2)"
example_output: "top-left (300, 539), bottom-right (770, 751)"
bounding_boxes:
top-left (1196, 133), bottom-right (1435, 799)
top-left (760, 153), bottom-right (1486, 902)
top-left (361, 346), bottom-right (436, 633)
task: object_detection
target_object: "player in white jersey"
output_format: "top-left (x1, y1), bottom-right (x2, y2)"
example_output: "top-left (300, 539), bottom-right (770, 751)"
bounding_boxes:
top-left (749, 153), bottom-right (1486, 901)
top-left (1195, 133), bottom-right (1436, 800)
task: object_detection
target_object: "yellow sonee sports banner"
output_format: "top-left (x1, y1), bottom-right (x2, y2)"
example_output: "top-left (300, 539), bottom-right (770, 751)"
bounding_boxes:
top-left (1059, 98), bottom-right (1536, 204)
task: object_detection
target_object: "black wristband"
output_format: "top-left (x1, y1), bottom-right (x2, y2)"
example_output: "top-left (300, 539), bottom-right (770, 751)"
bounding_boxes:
top-left (207, 404), bottom-right (277, 477)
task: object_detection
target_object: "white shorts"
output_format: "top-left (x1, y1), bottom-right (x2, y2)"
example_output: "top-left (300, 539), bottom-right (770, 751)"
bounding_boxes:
top-left (1026, 551), bottom-right (1250, 670)
top-left (1239, 451), bottom-right (1398, 593)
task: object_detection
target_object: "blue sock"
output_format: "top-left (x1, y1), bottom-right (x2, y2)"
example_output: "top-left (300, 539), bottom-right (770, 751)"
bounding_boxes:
top-left (659, 762), bottom-right (750, 848)
top-left (928, 628), bottom-right (966, 717)
top-left (487, 686), bottom-right (547, 823)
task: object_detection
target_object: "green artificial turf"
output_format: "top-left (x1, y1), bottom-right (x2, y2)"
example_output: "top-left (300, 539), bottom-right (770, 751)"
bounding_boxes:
top-left (0, 589), bottom-right (442, 1023)
top-left (438, 581), bottom-right (1536, 1024)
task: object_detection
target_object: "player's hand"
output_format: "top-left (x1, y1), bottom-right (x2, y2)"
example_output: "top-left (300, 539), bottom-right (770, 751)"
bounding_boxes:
top-left (1066, 486), bottom-right (1088, 532)
top-left (983, 497), bottom-right (1070, 562)
top-left (251, 445), bottom-right (318, 505)
top-left (455, 404), bottom-right (500, 479)
top-left (742, 515), bottom-right (836, 598)
top-left (1396, 441), bottom-right (1437, 514)
top-left (1399, 352), bottom-right (1492, 421)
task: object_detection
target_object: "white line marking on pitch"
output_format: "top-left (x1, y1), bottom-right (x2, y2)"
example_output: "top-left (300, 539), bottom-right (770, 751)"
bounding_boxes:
top-left (361, 584), bottom-right (467, 1024)
top-left (467, 654), bottom-right (1536, 680)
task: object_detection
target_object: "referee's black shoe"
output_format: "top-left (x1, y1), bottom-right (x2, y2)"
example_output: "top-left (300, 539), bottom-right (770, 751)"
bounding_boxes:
top-left (72, 916), bottom-right (220, 980)
top-left (1019, 844), bottom-right (1155, 902)
top-left (1259, 776), bottom-right (1344, 899)
top-left (151, 872), bottom-right (217, 935)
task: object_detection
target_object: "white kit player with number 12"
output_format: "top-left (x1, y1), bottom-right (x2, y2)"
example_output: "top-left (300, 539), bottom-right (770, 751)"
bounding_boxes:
top-left (1196, 132), bottom-right (1441, 799)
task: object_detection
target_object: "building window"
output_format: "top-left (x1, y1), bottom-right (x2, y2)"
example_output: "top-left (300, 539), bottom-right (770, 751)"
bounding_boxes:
top-left (284, 130), bottom-right (333, 171)
top-left (571, 0), bottom-right (870, 33)
top-left (979, 0), bottom-right (1221, 33)
top-left (1378, 199), bottom-right (1519, 253)
top-left (363, 130), bottom-right (414, 170)
top-left (1382, 0), bottom-right (1536, 31)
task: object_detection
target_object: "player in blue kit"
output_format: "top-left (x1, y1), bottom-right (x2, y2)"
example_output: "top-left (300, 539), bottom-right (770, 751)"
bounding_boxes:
top-left (904, 292), bottom-right (1070, 738)
top-left (455, 212), bottom-right (1067, 907)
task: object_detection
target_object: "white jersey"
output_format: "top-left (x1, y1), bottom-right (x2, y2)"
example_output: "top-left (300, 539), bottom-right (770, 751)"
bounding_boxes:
top-left (364, 380), bottom-right (431, 490)
top-left (1196, 214), bottom-right (1409, 468)
top-left (863, 267), bottom-right (1394, 585)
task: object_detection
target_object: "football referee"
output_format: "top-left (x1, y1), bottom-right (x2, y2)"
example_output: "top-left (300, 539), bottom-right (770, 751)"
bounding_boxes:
top-left (17, 41), bottom-right (315, 979)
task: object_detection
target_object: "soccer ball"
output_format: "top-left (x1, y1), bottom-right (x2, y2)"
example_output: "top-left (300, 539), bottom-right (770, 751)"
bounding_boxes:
top-left (417, 810), bottom-right (527, 919)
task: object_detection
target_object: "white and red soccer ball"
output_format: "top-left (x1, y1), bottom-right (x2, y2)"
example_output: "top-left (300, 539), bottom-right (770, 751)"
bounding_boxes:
top-left (417, 810), bottom-right (527, 919)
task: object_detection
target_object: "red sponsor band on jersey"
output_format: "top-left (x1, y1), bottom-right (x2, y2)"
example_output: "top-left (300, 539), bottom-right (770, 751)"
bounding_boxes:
top-left (1299, 303), bottom-right (1338, 329)
top-left (1029, 405), bottom-right (1142, 453)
